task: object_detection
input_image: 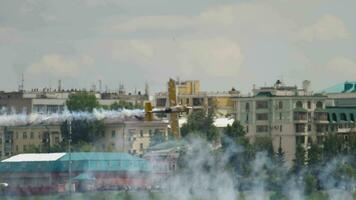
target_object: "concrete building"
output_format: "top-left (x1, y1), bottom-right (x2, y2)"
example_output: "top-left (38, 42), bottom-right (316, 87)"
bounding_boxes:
top-left (0, 119), bottom-right (168, 159)
top-left (322, 81), bottom-right (356, 135)
top-left (154, 80), bottom-right (240, 117)
top-left (99, 119), bottom-right (169, 156)
top-left (233, 80), bottom-right (328, 164)
top-left (0, 124), bottom-right (62, 158)
top-left (0, 87), bottom-right (148, 114)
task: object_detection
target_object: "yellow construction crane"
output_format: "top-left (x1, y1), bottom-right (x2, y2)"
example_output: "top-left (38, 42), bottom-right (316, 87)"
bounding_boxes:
top-left (145, 78), bottom-right (191, 139)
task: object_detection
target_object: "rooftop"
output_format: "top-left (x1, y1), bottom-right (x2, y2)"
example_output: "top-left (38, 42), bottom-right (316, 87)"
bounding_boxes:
top-left (321, 81), bottom-right (356, 93)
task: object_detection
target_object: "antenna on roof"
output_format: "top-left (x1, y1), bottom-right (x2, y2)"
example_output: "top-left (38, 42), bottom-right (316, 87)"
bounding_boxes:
top-left (18, 73), bottom-right (24, 92)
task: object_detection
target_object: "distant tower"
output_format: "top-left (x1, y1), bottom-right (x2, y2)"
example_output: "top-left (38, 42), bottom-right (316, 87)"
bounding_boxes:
top-left (144, 82), bottom-right (149, 97)
top-left (58, 80), bottom-right (62, 91)
top-left (18, 73), bottom-right (24, 92)
top-left (119, 84), bottom-right (125, 95)
top-left (303, 80), bottom-right (311, 92)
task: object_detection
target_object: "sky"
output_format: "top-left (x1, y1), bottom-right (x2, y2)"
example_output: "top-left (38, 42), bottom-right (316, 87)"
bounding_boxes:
top-left (0, 0), bottom-right (356, 94)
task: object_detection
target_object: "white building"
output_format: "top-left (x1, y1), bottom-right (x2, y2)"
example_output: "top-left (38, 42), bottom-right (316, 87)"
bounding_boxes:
top-left (233, 80), bottom-right (328, 165)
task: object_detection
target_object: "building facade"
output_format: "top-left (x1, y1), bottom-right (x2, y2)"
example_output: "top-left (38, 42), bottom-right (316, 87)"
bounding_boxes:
top-left (154, 80), bottom-right (240, 117)
top-left (0, 88), bottom-right (148, 114)
top-left (0, 119), bottom-right (168, 159)
top-left (233, 80), bottom-right (328, 164)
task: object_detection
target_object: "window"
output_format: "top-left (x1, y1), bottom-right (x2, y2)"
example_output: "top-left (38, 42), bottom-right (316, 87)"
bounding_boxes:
top-left (133, 149), bottom-right (137, 154)
top-left (156, 98), bottom-right (167, 107)
top-left (55, 136), bottom-right (60, 143)
top-left (112, 130), bottom-right (116, 138)
top-left (278, 101), bottom-right (283, 109)
top-left (193, 98), bottom-right (204, 106)
top-left (245, 103), bottom-right (250, 111)
top-left (30, 132), bottom-right (34, 139)
top-left (256, 125), bottom-right (269, 133)
top-left (111, 143), bottom-right (115, 148)
top-left (307, 101), bottom-right (311, 109)
top-left (23, 132), bottom-right (27, 139)
top-left (280, 125), bottom-right (282, 132)
top-left (256, 101), bottom-right (268, 109)
top-left (295, 124), bottom-right (305, 133)
top-left (308, 124), bottom-right (312, 132)
top-left (23, 145), bottom-right (27, 151)
top-left (140, 130), bottom-right (143, 137)
top-left (256, 113), bottom-right (268, 121)
top-left (140, 143), bottom-right (144, 150)
top-left (246, 114), bottom-right (249, 122)
top-left (246, 125), bottom-right (249, 133)
top-left (350, 113), bottom-right (355, 122)
top-left (296, 101), bottom-right (303, 108)
top-left (332, 113), bottom-right (337, 122)
top-left (340, 113), bottom-right (347, 121)
top-left (279, 113), bottom-right (282, 120)
top-left (316, 101), bottom-right (323, 109)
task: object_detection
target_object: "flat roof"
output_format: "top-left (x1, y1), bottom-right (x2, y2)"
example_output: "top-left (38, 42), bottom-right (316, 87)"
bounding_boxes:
top-left (2, 153), bottom-right (66, 162)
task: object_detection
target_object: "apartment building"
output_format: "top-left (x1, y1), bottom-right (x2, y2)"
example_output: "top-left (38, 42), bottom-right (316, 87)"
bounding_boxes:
top-left (0, 118), bottom-right (168, 159)
top-left (322, 81), bottom-right (356, 135)
top-left (233, 80), bottom-right (328, 164)
top-left (154, 80), bottom-right (240, 117)
top-left (0, 88), bottom-right (148, 114)
top-left (99, 119), bottom-right (169, 157)
top-left (0, 124), bottom-right (62, 158)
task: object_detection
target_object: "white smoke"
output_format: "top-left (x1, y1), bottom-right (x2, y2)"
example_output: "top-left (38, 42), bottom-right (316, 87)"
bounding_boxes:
top-left (0, 109), bottom-right (144, 126)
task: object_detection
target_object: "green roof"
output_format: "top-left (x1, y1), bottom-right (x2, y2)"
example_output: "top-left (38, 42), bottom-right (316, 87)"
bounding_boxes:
top-left (0, 152), bottom-right (150, 173)
top-left (255, 92), bottom-right (274, 97)
top-left (73, 173), bottom-right (96, 181)
top-left (321, 81), bottom-right (356, 93)
top-left (148, 140), bottom-right (187, 151)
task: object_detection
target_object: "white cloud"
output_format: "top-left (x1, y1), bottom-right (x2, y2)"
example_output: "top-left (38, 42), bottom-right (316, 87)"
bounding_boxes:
top-left (110, 37), bottom-right (244, 78)
top-left (326, 56), bottom-right (356, 75)
top-left (27, 54), bottom-right (94, 78)
top-left (299, 14), bottom-right (350, 42)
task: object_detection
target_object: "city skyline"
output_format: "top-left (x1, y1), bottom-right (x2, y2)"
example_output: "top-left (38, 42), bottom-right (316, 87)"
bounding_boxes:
top-left (1, 0), bottom-right (356, 93)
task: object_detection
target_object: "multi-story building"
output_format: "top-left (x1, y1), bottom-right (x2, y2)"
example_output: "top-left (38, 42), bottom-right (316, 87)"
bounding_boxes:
top-left (154, 80), bottom-right (240, 117)
top-left (322, 81), bottom-right (356, 135)
top-left (98, 119), bottom-right (169, 157)
top-left (0, 118), bottom-right (168, 159)
top-left (0, 87), bottom-right (148, 114)
top-left (233, 80), bottom-right (328, 164)
top-left (0, 124), bottom-right (62, 158)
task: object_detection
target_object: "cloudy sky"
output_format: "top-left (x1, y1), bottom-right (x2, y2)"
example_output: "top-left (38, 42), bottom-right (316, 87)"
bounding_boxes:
top-left (0, 0), bottom-right (355, 94)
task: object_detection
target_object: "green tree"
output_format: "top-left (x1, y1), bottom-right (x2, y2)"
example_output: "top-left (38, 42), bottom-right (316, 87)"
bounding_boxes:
top-left (254, 136), bottom-right (274, 157)
top-left (66, 92), bottom-right (99, 112)
top-left (180, 109), bottom-right (218, 142)
top-left (304, 173), bottom-right (318, 195)
top-left (61, 92), bottom-right (105, 148)
top-left (109, 101), bottom-right (143, 110)
top-left (293, 143), bottom-right (306, 172)
top-left (307, 142), bottom-right (322, 167)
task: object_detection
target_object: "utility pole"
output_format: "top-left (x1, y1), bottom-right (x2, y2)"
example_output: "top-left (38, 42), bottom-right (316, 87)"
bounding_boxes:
top-left (68, 120), bottom-right (72, 196)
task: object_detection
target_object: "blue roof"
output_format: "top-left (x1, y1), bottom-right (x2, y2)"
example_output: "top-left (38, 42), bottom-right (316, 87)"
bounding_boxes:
top-left (321, 81), bottom-right (356, 93)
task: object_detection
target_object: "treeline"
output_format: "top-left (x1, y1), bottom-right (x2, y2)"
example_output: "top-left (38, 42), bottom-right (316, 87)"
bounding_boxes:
top-left (178, 109), bottom-right (356, 197)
